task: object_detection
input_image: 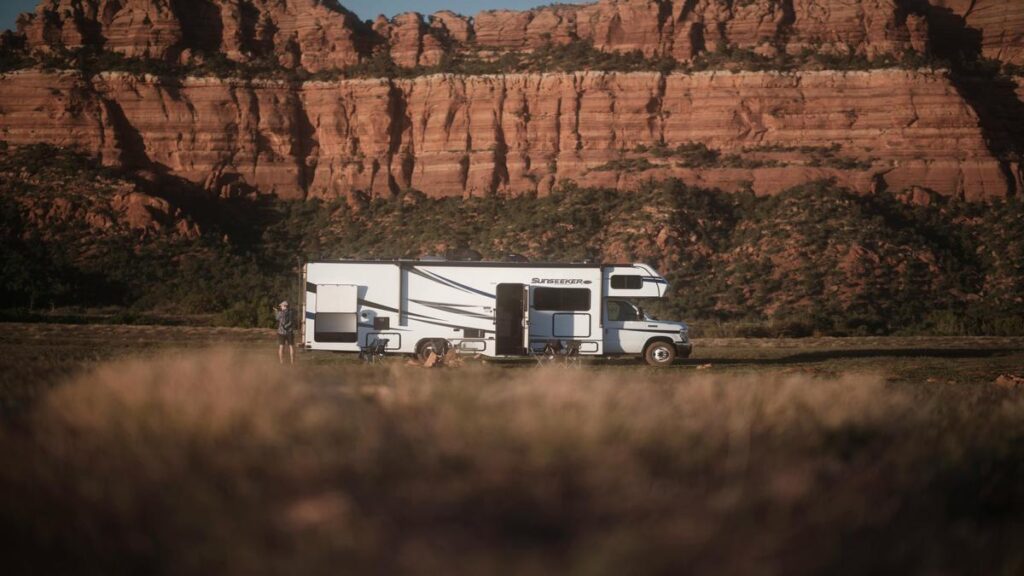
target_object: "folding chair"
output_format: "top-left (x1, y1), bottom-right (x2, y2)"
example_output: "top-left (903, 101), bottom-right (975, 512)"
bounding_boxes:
top-left (359, 338), bottom-right (389, 364)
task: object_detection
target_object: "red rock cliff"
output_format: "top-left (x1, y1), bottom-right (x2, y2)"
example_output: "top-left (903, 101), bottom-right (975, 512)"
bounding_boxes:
top-left (16, 0), bottom-right (372, 71)
top-left (927, 0), bottom-right (1024, 66)
top-left (0, 68), bottom-right (1010, 201)
top-left (2, 0), bottom-right (1022, 202)
top-left (11, 1), bottom-right (1024, 69)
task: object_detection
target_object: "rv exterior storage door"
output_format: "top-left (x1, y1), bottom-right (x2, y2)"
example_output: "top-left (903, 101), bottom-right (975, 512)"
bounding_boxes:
top-left (315, 285), bottom-right (359, 343)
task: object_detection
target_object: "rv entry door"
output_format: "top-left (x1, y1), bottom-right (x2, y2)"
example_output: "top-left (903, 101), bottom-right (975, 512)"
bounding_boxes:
top-left (496, 283), bottom-right (528, 356)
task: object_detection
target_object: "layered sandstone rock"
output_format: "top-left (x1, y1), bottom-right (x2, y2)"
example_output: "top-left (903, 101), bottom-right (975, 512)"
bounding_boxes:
top-left (105, 0), bottom-right (183, 60)
top-left (8, 0), bottom-right (1024, 69)
top-left (0, 70), bottom-right (110, 158)
top-left (788, 0), bottom-right (916, 58)
top-left (465, 0), bottom-right (1022, 66)
top-left (468, 0), bottom-right (924, 60)
top-left (0, 68), bottom-right (1009, 202)
top-left (373, 13), bottom-right (447, 69)
top-left (929, 0), bottom-right (1024, 65)
top-left (16, 0), bottom-right (370, 71)
top-left (17, 0), bottom-right (106, 50)
top-left (1, 0), bottom-right (1020, 205)
top-left (430, 11), bottom-right (472, 44)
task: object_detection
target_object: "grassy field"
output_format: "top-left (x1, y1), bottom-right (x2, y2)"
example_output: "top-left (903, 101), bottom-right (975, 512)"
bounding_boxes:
top-left (1, 324), bottom-right (1023, 575)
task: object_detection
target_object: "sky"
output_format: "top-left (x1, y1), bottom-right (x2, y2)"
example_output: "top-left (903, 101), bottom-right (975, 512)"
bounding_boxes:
top-left (1, 1), bottom-right (590, 32)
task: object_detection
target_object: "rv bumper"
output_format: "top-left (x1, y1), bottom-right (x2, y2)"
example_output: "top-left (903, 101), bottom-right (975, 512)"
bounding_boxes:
top-left (675, 342), bottom-right (693, 359)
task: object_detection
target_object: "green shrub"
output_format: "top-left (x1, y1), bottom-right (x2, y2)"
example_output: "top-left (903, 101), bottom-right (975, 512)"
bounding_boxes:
top-left (0, 47), bottom-right (33, 74)
top-left (591, 158), bottom-right (657, 173)
top-left (218, 300), bottom-right (274, 328)
top-left (4, 145), bottom-right (1024, 334)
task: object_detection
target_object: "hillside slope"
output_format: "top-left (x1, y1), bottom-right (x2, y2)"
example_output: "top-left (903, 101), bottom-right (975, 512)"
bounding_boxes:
top-left (0, 1), bottom-right (1022, 334)
top-left (2, 144), bottom-right (1022, 335)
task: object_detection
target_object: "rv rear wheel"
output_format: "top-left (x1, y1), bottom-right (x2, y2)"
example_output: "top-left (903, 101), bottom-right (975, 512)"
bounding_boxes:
top-left (643, 341), bottom-right (676, 367)
top-left (416, 339), bottom-right (449, 362)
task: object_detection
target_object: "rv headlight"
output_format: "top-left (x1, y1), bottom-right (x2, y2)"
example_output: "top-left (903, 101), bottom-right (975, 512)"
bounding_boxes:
top-left (679, 323), bottom-right (689, 339)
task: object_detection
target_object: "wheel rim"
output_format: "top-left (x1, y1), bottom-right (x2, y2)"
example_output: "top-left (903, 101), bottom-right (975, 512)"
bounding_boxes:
top-left (652, 346), bottom-right (671, 363)
top-left (420, 342), bottom-right (439, 359)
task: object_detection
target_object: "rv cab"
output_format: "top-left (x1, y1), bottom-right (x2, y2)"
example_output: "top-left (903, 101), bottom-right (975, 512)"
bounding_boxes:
top-left (604, 299), bottom-right (691, 363)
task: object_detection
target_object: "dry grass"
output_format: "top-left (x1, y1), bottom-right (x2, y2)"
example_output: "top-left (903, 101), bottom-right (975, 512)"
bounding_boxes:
top-left (1, 349), bottom-right (1023, 575)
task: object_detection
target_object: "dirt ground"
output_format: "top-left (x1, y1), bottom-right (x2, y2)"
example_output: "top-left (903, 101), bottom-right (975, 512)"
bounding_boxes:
top-left (2, 322), bottom-right (1022, 418)
top-left (2, 323), bottom-right (1024, 576)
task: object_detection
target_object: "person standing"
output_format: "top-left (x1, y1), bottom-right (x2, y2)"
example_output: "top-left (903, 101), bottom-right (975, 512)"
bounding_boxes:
top-left (275, 301), bottom-right (296, 365)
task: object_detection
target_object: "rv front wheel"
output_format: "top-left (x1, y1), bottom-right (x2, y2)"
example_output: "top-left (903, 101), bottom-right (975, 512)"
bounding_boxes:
top-left (643, 341), bottom-right (676, 367)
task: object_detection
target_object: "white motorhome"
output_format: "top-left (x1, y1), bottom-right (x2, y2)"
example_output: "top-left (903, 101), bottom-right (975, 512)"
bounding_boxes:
top-left (302, 260), bottom-right (691, 366)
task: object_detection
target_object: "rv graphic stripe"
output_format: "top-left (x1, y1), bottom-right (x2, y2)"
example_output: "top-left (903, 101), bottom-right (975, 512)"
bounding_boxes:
top-left (359, 299), bottom-right (495, 335)
top-left (410, 299), bottom-right (494, 320)
top-left (357, 299), bottom-right (438, 321)
top-left (618, 328), bottom-right (682, 335)
top-left (412, 268), bottom-right (496, 299)
top-left (426, 270), bottom-right (497, 299)
top-left (406, 268), bottom-right (471, 297)
top-left (407, 299), bottom-right (481, 308)
top-left (406, 267), bottom-right (470, 296)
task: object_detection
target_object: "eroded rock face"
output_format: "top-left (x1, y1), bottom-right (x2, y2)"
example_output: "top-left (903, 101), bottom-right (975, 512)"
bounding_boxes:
top-left (472, 9), bottom-right (536, 49)
top-left (1, 1), bottom-right (1021, 204)
top-left (467, 0), bottom-right (924, 60)
top-left (16, 0), bottom-right (370, 71)
top-left (373, 12), bottom-right (448, 69)
top-left (0, 70), bottom-right (110, 159)
top-left (106, 0), bottom-right (183, 60)
top-left (786, 0), bottom-right (918, 58)
top-left (8, 0), bottom-right (1024, 68)
top-left (430, 11), bottom-right (472, 44)
top-left (0, 68), bottom-right (1010, 202)
top-left (929, 0), bottom-right (1024, 66)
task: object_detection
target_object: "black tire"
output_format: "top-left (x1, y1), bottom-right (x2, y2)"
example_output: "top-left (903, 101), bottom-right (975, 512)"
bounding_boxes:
top-left (417, 339), bottom-right (448, 362)
top-left (644, 341), bottom-right (677, 367)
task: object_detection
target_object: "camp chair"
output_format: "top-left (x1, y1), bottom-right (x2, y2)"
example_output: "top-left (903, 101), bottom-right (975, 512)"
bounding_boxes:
top-left (359, 338), bottom-right (389, 364)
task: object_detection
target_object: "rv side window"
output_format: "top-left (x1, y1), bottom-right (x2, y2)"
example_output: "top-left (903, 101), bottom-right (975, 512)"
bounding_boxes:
top-left (611, 275), bottom-right (644, 290)
top-left (533, 288), bottom-right (590, 311)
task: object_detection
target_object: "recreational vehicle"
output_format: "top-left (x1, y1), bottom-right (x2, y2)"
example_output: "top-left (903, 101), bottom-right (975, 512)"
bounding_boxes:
top-left (302, 260), bottom-right (691, 366)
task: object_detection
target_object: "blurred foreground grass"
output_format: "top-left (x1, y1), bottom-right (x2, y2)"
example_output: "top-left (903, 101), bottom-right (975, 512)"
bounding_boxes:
top-left (1, 325), bottom-right (1023, 575)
